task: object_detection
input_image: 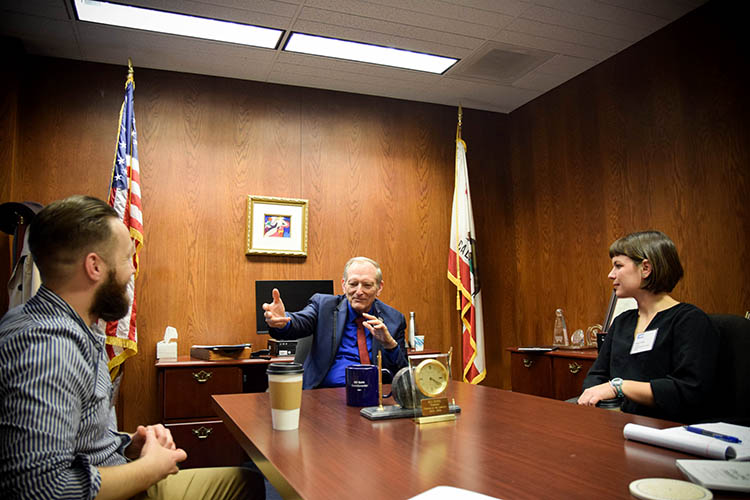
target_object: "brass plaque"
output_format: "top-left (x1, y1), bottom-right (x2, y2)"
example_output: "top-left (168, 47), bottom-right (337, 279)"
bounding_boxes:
top-left (420, 397), bottom-right (449, 417)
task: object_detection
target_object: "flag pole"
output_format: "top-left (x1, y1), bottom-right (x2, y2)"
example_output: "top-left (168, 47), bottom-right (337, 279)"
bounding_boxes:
top-left (454, 105), bottom-right (463, 367)
top-left (454, 105), bottom-right (462, 312)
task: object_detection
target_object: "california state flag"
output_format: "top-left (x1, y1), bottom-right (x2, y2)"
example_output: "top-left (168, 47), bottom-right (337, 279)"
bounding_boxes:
top-left (447, 137), bottom-right (486, 384)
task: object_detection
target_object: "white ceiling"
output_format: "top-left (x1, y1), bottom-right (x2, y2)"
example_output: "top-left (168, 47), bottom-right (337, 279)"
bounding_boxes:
top-left (0, 0), bottom-right (705, 113)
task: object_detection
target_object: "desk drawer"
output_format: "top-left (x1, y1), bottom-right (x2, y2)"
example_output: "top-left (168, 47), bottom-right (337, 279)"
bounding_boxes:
top-left (168, 420), bottom-right (247, 469)
top-left (163, 366), bottom-right (243, 420)
top-left (552, 357), bottom-right (595, 400)
top-left (510, 352), bottom-right (553, 398)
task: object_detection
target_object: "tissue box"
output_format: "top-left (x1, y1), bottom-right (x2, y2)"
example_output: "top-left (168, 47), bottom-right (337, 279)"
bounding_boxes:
top-left (268, 339), bottom-right (297, 356)
top-left (156, 342), bottom-right (177, 360)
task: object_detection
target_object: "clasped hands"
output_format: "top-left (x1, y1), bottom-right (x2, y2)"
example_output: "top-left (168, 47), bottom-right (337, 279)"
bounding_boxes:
top-left (125, 424), bottom-right (186, 475)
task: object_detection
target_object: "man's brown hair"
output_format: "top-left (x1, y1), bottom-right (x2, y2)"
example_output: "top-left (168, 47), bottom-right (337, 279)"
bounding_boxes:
top-left (29, 195), bottom-right (118, 283)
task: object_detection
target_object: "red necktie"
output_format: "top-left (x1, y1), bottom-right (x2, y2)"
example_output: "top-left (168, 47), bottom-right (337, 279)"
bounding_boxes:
top-left (355, 317), bottom-right (371, 364)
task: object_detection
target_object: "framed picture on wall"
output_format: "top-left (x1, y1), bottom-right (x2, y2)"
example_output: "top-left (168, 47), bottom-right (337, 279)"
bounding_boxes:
top-left (245, 195), bottom-right (308, 257)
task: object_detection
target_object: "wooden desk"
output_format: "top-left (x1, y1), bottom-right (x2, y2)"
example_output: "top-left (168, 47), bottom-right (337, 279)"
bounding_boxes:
top-left (508, 347), bottom-right (598, 400)
top-left (157, 350), bottom-right (436, 467)
top-left (213, 383), bottom-right (727, 500)
top-left (155, 355), bottom-right (292, 468)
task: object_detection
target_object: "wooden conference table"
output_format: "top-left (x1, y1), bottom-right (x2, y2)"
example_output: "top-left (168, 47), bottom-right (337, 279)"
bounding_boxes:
top-left (213, 383), bottom-right (733, 500)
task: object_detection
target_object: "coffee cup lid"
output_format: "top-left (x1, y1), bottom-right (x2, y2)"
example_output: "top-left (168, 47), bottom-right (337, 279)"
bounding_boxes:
top-left (267, 362), bottom-right (304, 374)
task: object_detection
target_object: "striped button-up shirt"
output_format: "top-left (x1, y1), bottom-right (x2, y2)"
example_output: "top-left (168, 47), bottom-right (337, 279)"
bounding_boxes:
top-left (0, 286), bottom-right (130, 499)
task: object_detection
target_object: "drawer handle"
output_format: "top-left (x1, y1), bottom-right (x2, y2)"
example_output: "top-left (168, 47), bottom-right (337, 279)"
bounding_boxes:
top-left (192, 426), bottom-right (213, 440)
top-left (192, 370), bottom-right (213, 383)
top-left (522, 358), bottom-right (534, 368)
top-left (568, 362), bottom-right (582, 374)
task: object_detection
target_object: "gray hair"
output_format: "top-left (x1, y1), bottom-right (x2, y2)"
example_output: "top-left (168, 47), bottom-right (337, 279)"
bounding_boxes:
top-left (343, 257), bottom-right (382, 284)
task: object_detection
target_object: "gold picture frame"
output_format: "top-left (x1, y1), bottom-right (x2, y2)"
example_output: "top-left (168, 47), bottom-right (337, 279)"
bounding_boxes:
top-left (245, 195), bottom-right (308, 257)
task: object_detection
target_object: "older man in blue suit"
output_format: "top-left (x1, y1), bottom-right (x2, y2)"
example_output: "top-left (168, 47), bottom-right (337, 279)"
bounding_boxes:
top-left (263, 257), bottom-right (407, 389)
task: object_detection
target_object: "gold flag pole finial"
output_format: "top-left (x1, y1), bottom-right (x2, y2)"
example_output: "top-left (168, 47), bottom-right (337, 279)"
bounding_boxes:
top-left (127, 58), bottom-right (135, 88)
top-left (457, 104), bottom-right (463, 140)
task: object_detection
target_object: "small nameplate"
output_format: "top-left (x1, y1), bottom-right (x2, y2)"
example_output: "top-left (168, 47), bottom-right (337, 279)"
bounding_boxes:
top-left (420, 397), bottom-right (449, 417)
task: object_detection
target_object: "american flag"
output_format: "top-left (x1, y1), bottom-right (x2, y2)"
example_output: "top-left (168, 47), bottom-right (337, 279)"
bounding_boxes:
top-left (447, 108), bottom-right (486, 384)
top-left (102, 64), bottom-right (143, 379)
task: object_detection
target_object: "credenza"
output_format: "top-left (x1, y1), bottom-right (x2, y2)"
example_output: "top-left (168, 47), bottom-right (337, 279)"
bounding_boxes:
top-left (507, 347), bottom-right (597, 400)
top-left (155, 355), bottom-right (292, 469)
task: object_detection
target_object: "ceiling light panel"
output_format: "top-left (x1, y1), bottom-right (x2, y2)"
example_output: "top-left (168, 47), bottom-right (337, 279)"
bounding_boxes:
top-left (284, 33), bottom-right (458, 74)
top-left (73, 0), bottom-right (283, 49)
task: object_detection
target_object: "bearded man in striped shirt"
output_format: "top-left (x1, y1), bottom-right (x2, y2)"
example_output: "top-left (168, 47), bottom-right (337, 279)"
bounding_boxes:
top-left (0, 195), bottom-right (262, 500)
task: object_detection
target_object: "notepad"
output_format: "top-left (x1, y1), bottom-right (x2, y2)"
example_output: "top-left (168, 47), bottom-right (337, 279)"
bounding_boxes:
top-left (624, 422), bottom-right (750, 460)
top-left (676, 459), bottom-right (750, 492)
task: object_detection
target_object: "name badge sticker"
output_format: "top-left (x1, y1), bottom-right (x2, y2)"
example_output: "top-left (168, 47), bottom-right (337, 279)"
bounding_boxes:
top-left (630, 328), bottom-right (658, 354)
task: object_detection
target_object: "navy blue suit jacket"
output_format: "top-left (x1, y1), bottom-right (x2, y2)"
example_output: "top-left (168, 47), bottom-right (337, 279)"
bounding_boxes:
top-left (270, 294), bottom-right (407, 389)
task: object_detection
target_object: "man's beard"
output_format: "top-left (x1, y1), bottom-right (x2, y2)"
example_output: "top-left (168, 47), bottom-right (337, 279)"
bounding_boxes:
top-left (91, 270), bottom-right (131, 322)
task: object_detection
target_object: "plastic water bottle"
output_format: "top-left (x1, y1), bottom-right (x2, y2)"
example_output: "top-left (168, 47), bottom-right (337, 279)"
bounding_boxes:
top-left (408, 312), bottom-right (417, 349)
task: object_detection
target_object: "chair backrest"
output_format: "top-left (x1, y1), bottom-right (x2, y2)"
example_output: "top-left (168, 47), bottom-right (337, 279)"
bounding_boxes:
top-left (709, 314), bottom-right (750, 425)
top-left (294, 335), bottom-right (313, 365)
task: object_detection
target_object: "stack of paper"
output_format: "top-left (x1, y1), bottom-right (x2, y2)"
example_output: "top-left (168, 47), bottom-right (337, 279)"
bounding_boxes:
top-left (676, 460), bottom-right (750, 492)
top-left (623, 422), bottom-right (750, 460)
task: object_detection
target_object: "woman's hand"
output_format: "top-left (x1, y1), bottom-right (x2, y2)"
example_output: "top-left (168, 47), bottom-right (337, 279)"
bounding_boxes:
top-left (578, 380), bottom-right (655, 407)
top-left (577, 382), bottom-right (616, 406)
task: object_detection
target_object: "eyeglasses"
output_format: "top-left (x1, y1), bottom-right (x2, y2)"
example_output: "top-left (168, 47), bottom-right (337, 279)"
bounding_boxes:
top-left (346, 281), bottom-right (376, 292)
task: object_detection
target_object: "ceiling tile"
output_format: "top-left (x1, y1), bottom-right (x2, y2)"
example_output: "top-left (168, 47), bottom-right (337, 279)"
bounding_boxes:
top-left (290, 18), bottom-right (476, 57)
top-left (513, 68), bottom-right (572, 91)
top-left (534, 54), bottom-right (597, 78)
top-left (521, 5), bottom-right (655, 41)
top-left (597, 0), bottom-right (705, 19)
top-left (507, 17), bottom-right (632, 51)
top-left (295, 7), bottom-right (486, 51)
top-left (493, 29), bottom-right (615, 61)
top-left (304, 0), bottom-right (515, 33)
top-left (0, 0), bottom-right (71, 20)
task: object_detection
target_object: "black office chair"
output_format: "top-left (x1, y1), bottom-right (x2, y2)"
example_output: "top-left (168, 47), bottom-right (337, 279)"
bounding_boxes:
top-left (294, 335), bottom-right (313, 365)
top-left (708, 314), bottom-right (750, 425)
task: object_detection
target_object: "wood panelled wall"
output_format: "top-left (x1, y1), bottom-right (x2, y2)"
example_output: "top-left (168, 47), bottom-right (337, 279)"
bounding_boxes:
top-left (1, 1), bottom-right (748, 431)
top-left (0, 51), bottom-right (506, 429)
top-left (501, 0), bottom-right (749, 359)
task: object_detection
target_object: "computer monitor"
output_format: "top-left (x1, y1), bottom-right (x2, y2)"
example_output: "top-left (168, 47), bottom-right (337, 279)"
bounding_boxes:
top-left (255, 280), bottom-right (334, 334)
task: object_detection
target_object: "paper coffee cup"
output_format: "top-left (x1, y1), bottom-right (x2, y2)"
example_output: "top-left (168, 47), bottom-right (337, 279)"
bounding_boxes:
top-left (267, 362), bottom-right (304, 431)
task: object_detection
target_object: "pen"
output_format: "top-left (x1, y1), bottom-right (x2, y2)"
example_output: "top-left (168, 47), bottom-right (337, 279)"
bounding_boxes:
top-left (684, 426), bottom-right (743, 444)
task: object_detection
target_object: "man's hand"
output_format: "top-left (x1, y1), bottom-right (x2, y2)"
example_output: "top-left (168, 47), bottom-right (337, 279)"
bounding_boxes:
top-left (577, 382), bottom-right (617, 406)
top-left (138, 427), bottom-right (186, 479)
top-left (97, 427), bottom-right (187, 500)
top-left (262, 288), bottom-right (291, 328)
top-left (125, 424), bottom-right (176, 460)
top-left (362, 312), bottom-right (398, 349)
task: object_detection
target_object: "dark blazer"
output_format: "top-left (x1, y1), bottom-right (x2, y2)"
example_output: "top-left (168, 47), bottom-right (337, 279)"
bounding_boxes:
top-left (270, 294), bottom-right (407, 389)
